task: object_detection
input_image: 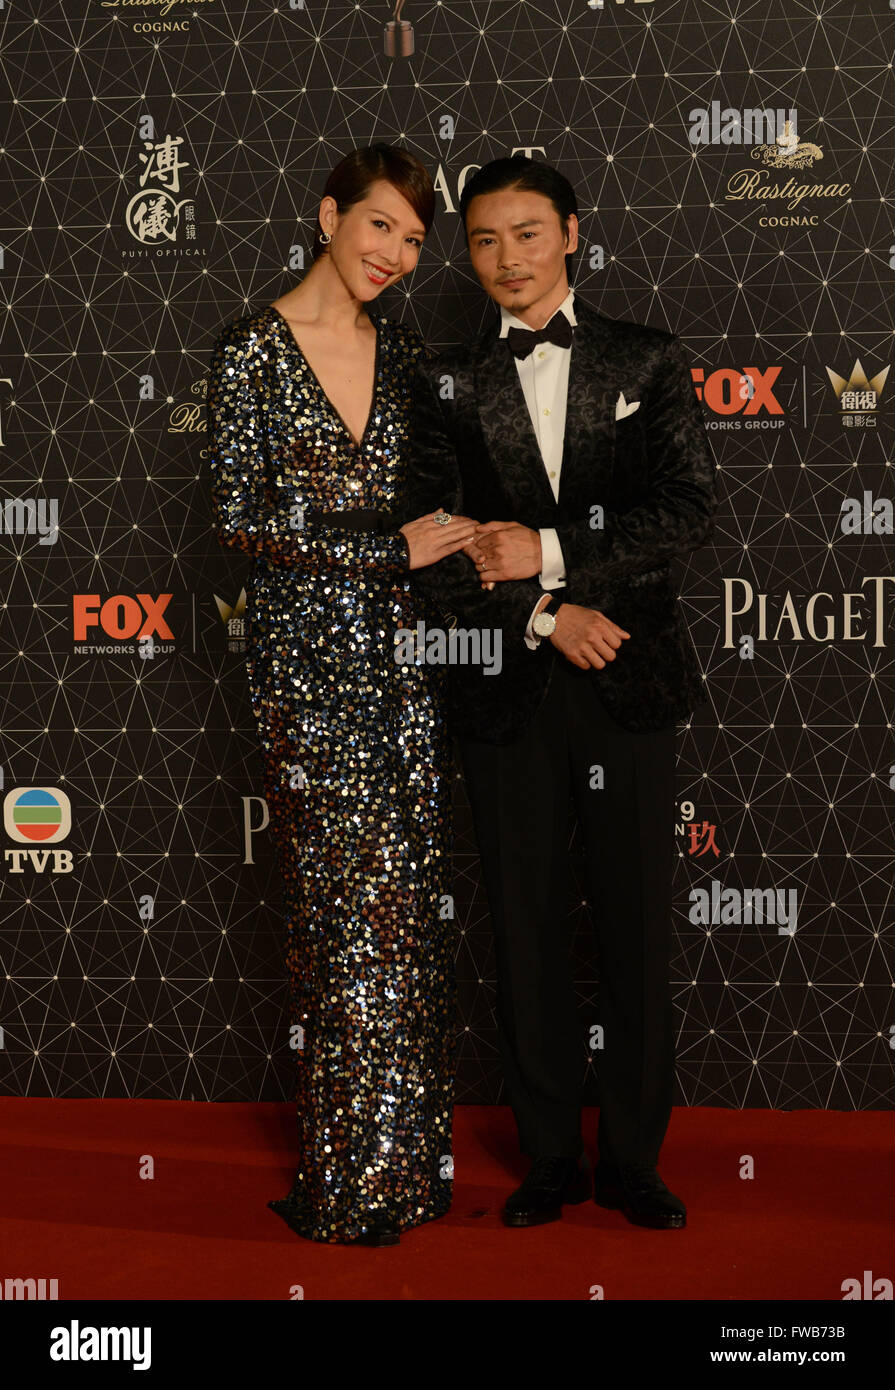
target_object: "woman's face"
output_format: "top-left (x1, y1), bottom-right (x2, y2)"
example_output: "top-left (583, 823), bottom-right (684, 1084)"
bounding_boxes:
top-left (320, 178), bottom-right (428, 300)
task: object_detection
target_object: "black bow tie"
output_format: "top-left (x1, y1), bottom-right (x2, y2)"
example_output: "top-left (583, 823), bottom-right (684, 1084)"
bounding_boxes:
top-left (506, 311), bottom-right (574, 359)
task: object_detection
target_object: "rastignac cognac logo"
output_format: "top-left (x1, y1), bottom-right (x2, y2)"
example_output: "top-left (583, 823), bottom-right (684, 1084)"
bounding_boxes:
top-left (168, 373), bottom-right (207, 436)
top-left (686, 103), bottom-right (851, 227)
top-left (721, 577), bottom-right (895, 650)
top-left (98, 0), bottom-right (217, 38)
top-left (394, 621), bottom-right (502, 674)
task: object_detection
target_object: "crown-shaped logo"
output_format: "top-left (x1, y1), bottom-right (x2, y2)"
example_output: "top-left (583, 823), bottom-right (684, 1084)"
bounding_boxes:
top-left (825, 359), bottom-right (889, 410)
top-left (214, 588), bottom-right (247, 625)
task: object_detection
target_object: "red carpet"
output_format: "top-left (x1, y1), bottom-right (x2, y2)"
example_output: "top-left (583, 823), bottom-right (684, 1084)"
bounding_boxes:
top-left (0, 1099), bottom-right (890, 1300)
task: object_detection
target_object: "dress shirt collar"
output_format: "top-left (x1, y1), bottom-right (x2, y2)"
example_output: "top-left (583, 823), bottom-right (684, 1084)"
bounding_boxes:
top-left (498, 285), bottom-right (577, 339)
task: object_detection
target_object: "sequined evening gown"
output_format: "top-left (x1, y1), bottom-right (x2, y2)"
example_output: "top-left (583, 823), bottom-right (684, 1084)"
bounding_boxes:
top-left (206, 305), bottom-right (455, 1242)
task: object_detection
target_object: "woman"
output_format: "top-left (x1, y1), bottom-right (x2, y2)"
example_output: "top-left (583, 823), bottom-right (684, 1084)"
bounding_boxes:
top-left (206, 144), bottom-right (478, 1245)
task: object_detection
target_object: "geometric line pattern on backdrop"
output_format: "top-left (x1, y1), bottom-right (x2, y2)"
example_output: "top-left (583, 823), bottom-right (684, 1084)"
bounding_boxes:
top-left (0, 1), bottom-right (893, 1105)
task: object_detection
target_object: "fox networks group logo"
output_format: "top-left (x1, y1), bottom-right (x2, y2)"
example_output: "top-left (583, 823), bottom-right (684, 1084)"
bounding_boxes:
top-left (3, 787), bottom-right (74, 874)
top-left (73, 593), bottom-right (176, 657)
top-left (692, 365), bottom-right (785, 431)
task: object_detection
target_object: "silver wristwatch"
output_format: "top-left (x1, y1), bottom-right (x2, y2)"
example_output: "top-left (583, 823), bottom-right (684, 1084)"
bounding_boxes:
top-left (532, 595), bottom-right (560, 639)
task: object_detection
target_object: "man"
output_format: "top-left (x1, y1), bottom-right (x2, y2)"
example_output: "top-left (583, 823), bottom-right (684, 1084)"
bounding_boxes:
top-left (403, 155), bottom-right (717, 1229)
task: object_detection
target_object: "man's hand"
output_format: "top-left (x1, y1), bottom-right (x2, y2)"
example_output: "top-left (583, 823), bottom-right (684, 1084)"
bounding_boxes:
top-left (463, 521), bottom-right (542, 585)
top-left (548, 604), bottom-right (631, 670)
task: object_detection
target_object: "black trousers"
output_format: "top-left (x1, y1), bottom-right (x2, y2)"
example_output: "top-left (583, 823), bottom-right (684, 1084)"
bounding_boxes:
top-left (458, 658), bottom-right (677, 1167)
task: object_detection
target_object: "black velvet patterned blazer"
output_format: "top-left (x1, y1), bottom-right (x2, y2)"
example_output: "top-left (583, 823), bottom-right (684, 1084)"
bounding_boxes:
top-left (397, 291), bottom-right (718, 744)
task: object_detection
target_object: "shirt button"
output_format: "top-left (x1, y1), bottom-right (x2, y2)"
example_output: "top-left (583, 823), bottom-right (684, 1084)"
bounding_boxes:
top-left (538, 351), bottom-right (546, 358)
top-left (542, 407), bottom-right (550, 416)
top-left (549, 470), bottom-right (556, 478)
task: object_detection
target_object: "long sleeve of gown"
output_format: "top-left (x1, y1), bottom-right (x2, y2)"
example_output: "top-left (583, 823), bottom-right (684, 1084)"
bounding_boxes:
top-left (206, 317), bottom-right (411, 576)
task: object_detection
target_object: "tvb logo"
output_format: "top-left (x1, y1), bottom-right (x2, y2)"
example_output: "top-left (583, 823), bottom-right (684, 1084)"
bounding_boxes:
top-left (3, 787), bottom-right (74, 874)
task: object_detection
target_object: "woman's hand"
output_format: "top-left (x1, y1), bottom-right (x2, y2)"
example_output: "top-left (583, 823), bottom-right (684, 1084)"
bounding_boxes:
top-left (400, 511), bottom-right (479, 570)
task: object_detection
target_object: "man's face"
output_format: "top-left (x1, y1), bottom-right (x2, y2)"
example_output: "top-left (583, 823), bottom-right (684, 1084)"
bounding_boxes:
top-left (465, 184), bottom-right (578, 322)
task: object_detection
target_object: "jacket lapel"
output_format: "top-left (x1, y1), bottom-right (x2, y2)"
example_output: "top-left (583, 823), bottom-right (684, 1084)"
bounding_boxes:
top-left (558, 296), bottom-right (616, 510)
top-left (472, 292), bottom-right (618, 520)
top-left (472, 320), bottom-right (556, 513)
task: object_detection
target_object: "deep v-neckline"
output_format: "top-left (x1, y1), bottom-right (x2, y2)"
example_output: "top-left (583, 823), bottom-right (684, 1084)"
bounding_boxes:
top-left (267, 305), bottom-right (381, 449)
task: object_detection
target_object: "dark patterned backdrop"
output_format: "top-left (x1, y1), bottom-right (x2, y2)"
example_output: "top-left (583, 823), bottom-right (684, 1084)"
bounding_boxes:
top-left (1, 0), bottom-right (893, 1108)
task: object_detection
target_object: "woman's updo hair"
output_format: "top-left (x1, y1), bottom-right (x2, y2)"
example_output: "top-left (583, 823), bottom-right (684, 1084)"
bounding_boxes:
top-left (311, 143), bottom-right (435, 259)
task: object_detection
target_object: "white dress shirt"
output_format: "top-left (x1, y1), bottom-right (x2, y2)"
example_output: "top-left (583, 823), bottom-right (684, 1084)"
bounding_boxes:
top-left (497, 287), bottom-right (574, 648)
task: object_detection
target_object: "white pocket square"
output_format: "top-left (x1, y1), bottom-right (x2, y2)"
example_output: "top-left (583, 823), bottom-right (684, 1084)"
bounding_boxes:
top-left (615, 391), bottom-right (641, 421)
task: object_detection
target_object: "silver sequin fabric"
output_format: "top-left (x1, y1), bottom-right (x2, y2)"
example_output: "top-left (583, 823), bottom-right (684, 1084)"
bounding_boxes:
top-left (206, 305), bottom-right (455, 1241)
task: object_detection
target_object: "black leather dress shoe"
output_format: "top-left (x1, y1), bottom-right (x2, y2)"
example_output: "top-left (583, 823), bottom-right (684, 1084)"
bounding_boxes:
top-left (502, 1155), bottom-right (592, 1227)
top-left (593, 1160), bottom-right (687, 1229)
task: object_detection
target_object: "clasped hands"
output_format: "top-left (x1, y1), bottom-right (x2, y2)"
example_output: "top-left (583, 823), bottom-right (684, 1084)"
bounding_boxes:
top-left (462, 520), bottom-right (540, 588)
top-left (462, 521), bottom-right (630, 672)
